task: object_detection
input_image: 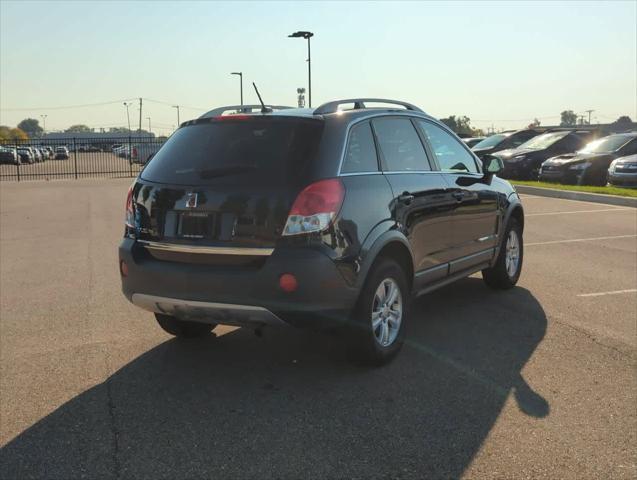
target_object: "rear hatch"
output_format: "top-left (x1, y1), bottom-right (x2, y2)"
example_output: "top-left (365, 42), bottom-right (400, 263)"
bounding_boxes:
top-left (130, 115), bottom-right (324, 259)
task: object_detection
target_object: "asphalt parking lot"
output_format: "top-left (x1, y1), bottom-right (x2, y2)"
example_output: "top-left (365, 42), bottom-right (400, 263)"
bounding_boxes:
top-left (1, 179), bottom-right (635, 479)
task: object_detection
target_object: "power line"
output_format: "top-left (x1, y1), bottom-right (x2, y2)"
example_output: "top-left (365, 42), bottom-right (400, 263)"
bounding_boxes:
top-left (0, 99), bottom-right (137, 111)
top-left (144, 98), bottom-right (208, 111)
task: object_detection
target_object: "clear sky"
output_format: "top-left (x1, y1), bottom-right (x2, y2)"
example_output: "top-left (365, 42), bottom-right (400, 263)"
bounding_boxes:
top-left (1, 0), bottom-right (635, 134)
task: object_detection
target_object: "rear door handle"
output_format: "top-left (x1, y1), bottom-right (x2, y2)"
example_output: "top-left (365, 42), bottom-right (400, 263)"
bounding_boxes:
top-left (397, 193), bottom-right (415, 204)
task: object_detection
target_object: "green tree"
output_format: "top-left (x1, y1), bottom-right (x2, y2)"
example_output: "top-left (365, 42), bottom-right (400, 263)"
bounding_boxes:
top-left (65, 124), bottom-right (93, 133)
top-left (17, 118), bottom-right (43, 137)
top-left (528, 118), bottom-right (541, 128)
top-left (0, 126), bottom-right (10, 141)
top-left (613, 115), bottom-right (633, 127)
top-left (0, 126), bottom-right (28, 141)
top-left (560, 110), bottom-right (577, 126)
top-left (11, 128), bottom-right (28, 141)
top-left (440, 115), bottom-right (482, 136)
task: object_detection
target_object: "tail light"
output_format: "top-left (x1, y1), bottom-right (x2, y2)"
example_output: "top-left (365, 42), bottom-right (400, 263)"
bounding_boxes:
top-left (125, 185), bottom-right (135, 229)
top-left (282, 178), bottom-right (345, 236)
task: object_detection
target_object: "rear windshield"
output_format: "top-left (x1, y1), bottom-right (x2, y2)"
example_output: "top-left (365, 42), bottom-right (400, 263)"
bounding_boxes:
top-left (141, 118), bottom-right (324, 186)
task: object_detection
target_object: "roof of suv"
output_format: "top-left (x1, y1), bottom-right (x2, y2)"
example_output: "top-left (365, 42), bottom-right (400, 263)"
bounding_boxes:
top-left (199, 98), bottom-right (432, 122)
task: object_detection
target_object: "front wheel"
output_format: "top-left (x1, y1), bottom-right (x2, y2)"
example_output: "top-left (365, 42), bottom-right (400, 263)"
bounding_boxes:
top-left (348, 258), bottom-right (410, 366)
top-left (155, 313), bottom-right (216, 338)
top-left (482, 218), bottom-right (523, 289)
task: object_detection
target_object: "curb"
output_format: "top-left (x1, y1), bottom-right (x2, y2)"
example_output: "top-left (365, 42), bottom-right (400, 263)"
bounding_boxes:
top-left (514, 185), bottom-right (637, 208)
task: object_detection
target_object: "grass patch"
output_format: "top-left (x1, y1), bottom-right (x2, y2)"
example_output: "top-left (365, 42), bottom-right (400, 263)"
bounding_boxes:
top-left (513, 180), bottom-right (637, 198)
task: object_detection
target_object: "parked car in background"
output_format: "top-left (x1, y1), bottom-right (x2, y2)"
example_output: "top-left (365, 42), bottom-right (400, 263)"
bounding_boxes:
top-left (17, 148), bottom-right (34, 164)
top-left (46, 146), bottom-right (55, 157)
top-left (54, 146), bottom-right (70, 159)
top-left (496, 129), bottom-right (599, 180)
top-left (608, 153), bottom-right (637, 187)
top-left (30, 147), bottom-right (42, 162)
top-left (37, 147), bottom-right (50, 160)
top-left (131, 142), bottom-right (163, 164)
top-left (472, 129), bottom-right (544, 158)
top-left (539, 133), bottom-right (637, 185)
top-left (0, 146), bottom-right (19, 165)
top-left (115, 145), bottom-right (131, 158)
top-left (119, 99), bottom-right (524, 365)
top-left (463, 137), bottom-right (485, 148)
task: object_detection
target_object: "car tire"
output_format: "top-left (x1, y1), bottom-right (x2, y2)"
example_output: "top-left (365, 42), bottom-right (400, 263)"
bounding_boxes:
top-left (154, 313), bottom-right (216, 338)
top-left (348, 257), bottom-right (410, 366)
top-left (482, 218), bottom-right (523, 289)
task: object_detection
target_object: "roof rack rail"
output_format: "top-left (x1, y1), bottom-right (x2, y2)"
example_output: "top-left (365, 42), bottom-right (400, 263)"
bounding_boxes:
top-left (545, 126), bottom-right (600, 132)
top-left (313, 98), bottom-right (424, 115)
top-left (199, 105), bottom-right (294, 118)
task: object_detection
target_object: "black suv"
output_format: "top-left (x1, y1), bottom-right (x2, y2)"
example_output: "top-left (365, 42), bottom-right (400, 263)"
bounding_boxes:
top-left (496, 129), bottom-right (599, 180)
top-left (472, 128), bottom-right (544, 158)
top-left (119, 99), bottom-right (524, 364)
top-left (539, 133), bottom-right (637, 186)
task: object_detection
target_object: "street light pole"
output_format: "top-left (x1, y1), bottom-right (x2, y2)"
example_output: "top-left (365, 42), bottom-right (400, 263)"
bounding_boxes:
top-left (172, 105), bottom-right (180, 127)
top-left (123, 102), bottom-right (131, 132)
top-left (288, 31), bottom-right (314, 108)
top-left (231, 72), bottom-right (243, 106)
top-left (40, 114), bottom-right (47, 134)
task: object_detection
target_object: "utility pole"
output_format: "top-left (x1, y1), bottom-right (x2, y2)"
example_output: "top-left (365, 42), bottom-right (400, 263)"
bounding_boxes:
top-left (584, 109), bottom-right (594, 125)
top-left (40, 114), bottom-right (47, 134)
top-left (123, 102), bottom-right (131, 131)
top-left (172, 105), bottom-right (180, 126)
top-left (138, 97), bottom-right (143, 133)
top-left (146, 117), bottom-right (151, 133)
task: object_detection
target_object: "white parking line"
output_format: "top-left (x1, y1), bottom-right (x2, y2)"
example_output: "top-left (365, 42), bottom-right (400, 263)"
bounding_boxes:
top-left (577, 289), bottom-right (637, 297)
top-left (526, 208), bottom-right (631, 217)
top-left (519, 194), bottom-right (636, 208)
top-left (526, 234), bottom-right (637, 246)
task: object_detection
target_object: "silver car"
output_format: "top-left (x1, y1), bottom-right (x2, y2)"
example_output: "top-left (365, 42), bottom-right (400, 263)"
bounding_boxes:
top-left (608, 154), bottom-right (637, 187)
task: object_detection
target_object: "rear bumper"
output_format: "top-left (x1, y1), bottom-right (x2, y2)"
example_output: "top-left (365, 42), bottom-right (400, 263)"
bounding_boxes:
top-left (119, 238), bottom-right (360, 327)
top-left (131, 294), bottom-right (287, 327)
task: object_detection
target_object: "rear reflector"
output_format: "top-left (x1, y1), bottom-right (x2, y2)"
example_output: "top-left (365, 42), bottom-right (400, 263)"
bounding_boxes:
top-left (282, 178), bottom-right (345, 236)
top-left (120, 260), bottom-right (129, 277)
top-left (279, 273), bottom-right (298, 292)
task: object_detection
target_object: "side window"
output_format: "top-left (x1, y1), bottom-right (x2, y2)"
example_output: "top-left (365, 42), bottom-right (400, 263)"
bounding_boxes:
top-left (512, 131), bottom-right (536, 147)
top-left (341, 122), bottom-right (379, 173)
top-left (621, 139), bottom-right (637, 155)
top-left (417, 120), bottom-right (479, 173)
top-left (371, 117), bottom-right (430, 172)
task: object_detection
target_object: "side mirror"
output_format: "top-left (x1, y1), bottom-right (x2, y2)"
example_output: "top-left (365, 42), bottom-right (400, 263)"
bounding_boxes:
top-left (483, 154), bottom-right (503, 176)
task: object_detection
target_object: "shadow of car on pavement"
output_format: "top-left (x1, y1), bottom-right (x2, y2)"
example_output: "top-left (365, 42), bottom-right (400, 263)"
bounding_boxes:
top-left (1, 277), bottom-right (548, 479)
